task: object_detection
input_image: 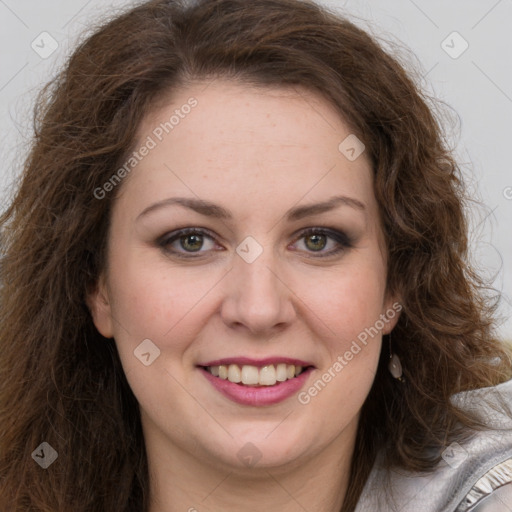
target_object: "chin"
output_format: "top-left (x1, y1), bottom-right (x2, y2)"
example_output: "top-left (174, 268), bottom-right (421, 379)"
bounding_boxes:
top-left (200, 425), bottom-right (314, 472)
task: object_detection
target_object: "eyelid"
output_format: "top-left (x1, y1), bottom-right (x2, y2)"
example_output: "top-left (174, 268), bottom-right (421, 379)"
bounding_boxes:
top-left (157, 226), bottom-right (354, 258)
top-left (156, 227), bottom-right (221, 256)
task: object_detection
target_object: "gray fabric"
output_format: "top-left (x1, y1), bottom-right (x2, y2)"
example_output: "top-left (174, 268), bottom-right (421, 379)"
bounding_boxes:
top-left (354, 378), bottom-right (512, 511)
top-left (469, 482), bottom-right (512, 511)
top-left (456, 458), bottom-right (512, 510)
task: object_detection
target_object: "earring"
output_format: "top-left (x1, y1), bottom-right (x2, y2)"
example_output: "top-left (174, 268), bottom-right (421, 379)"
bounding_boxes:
top-left (388, 333), bottom-right (404, 382)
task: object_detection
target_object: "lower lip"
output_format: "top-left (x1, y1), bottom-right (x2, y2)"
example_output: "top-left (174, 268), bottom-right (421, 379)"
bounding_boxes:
top-left (199, 367), bottom-right (314, 406)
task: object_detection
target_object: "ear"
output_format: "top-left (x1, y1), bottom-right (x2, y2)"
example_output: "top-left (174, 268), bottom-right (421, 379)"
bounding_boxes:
top-left (381, 294), bottom-right (402, 335)
top-left (86, 273), bottom-right (114, 338)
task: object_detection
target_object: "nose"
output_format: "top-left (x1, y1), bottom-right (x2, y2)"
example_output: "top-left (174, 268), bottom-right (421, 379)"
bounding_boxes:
top-left (220, 247), bottom-right (297, 336)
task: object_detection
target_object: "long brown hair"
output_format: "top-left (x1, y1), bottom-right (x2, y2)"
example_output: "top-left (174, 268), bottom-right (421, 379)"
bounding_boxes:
top-left (1, 0), bottom-right (511, 510)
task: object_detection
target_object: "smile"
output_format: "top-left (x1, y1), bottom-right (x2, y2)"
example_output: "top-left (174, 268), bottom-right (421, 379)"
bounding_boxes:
top-left (197, 358), bottom-right (315, 406)
top-left (204, 363), bottom-right (308, 386)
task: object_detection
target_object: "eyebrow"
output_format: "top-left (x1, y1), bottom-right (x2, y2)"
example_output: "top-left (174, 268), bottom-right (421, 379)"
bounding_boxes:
top-left (136, 195), bottom-right (366, 222)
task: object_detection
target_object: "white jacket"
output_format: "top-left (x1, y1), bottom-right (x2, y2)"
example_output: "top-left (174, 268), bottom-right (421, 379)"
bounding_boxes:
top-left (355, 378), bottom-right (512, 511)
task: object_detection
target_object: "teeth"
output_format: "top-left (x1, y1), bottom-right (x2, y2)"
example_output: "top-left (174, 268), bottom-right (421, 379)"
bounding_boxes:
top-left (227, 364), bottom-right (241, 383)
top-left (276, 363), bottom-right (288, 382)
top-left (206, 363), bottom-right (308, 386)
top-left (259, 365), bottom-right (276, 386)
top-left (241, 365), bottom-right (259, 385)
top-left (218, 365), bottom-right (228, 380)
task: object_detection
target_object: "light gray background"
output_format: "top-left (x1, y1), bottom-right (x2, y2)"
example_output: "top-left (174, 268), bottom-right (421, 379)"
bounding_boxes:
top-left (1, 0), bottom-right (511, 339)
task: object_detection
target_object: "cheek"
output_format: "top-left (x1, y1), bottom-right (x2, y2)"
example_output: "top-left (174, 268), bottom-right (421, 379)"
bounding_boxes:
top-left (296, 266), bottom-right (384, 418)
top-left (108, 251), bottom-right (197, 333)
top-left (299, 262), bottom-right (387, 346)
top-left (106, 258), bottom-right (205, 389)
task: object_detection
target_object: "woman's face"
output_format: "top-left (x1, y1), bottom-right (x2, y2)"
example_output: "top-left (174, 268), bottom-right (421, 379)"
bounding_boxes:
top-left (89, 79), bottom-right (399, 473)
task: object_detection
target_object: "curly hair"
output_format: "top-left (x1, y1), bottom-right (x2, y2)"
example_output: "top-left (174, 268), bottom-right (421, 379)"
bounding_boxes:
top-left (1, 0), bottom-right (511, 511)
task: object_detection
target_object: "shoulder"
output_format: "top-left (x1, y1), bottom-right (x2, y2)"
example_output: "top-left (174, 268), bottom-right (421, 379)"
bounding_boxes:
top-left (460, 463), bottom-right (512, 511)
top-left (355, 378), bottom-right (512, 512)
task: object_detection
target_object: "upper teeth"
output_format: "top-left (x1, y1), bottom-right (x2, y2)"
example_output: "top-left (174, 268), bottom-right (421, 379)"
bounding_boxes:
top-left (207, 364), bottom-right (304, 386)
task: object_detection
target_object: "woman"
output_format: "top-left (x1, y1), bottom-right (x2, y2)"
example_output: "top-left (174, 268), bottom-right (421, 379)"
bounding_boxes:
top-left (1, 0), bottom-right (511, 510)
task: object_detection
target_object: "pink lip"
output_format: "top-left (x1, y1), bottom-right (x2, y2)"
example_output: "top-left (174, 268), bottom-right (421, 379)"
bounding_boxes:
top-left (199, 366), bottom-right (315, 406)
top-left (198, 357), bottom-right (314, 367)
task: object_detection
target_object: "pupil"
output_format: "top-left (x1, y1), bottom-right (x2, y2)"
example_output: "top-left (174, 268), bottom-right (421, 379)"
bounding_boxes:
top-left (181, 234), bottom-right (203, 252)
top-left (306, 234), bottom-right (326, 251)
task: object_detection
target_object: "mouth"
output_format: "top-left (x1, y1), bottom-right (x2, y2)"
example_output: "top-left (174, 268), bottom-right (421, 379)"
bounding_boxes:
top-left (198, 362), bottom-right (313, 387)
top-left (198, 360), bottom-right (316, 406)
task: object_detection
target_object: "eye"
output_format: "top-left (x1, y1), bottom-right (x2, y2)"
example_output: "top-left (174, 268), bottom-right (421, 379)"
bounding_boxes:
top-left (157, 226), bottom-right (353, 259)
top-left (158, 228), bottom-right (219, 257)
top-left (291, 227), bottom-right (353, 257)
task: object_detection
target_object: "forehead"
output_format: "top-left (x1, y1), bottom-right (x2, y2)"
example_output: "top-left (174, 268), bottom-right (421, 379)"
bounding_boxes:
top-left (115, 79), bottom-right (376, 224)
top-left (140, 79), bottom-right (353, 159)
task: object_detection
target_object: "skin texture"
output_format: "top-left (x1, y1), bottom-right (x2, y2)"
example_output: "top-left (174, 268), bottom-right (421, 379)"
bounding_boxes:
top-left (88, 79), bottom-right (400, 512)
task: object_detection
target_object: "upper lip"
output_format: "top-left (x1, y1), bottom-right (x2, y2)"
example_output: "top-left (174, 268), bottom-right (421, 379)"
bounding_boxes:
top-left (198, 357), bottom-right (315, 368)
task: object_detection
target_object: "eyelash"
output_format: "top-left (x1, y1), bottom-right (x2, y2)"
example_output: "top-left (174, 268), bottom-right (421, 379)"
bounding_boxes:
top-left (157, 227), bottom-right (354, 259)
